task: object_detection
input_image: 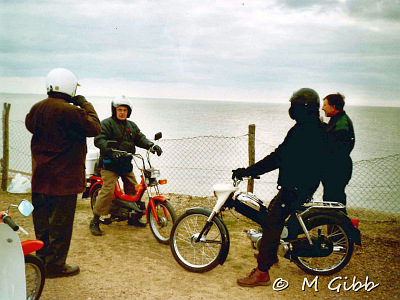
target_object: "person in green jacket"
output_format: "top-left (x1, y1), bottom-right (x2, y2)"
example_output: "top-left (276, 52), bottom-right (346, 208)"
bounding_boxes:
top-left (89, 96), bottom-right (162, 236)
top-left (321, 93), bottom-right (355, 209)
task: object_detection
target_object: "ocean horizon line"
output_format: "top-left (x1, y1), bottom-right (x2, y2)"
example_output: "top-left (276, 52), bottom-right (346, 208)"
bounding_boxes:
top-left (1, 92), bottom-right (399, 108)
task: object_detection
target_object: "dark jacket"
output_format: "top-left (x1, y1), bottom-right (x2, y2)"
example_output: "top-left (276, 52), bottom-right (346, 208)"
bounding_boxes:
top-left (246, 118), bottom-right (324, 199)
top-left (94, 117), bottom-right (153, 172)
top-left (25, 96), bottom-right (101, 195)
top-left (323, 111), bottom-right (355, 181)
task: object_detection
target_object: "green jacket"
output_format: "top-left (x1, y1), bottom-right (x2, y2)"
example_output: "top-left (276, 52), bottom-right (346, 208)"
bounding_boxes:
top-left (94, 117), bottom-right (153, 174)
top-left (323, 111), bottom-right (355, 180)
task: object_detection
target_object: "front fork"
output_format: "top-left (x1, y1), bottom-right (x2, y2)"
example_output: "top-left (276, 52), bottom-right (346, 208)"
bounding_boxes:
top-left (146, 196), bottom-right (170, 223)
top-left (195, 210), bottom-right (217, 243)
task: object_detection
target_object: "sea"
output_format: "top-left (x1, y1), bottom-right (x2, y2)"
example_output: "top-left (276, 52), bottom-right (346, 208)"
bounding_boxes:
top-left (1, 93), bottom-right (399, 214)
top-left (1, 93), bottom-right (399, 163)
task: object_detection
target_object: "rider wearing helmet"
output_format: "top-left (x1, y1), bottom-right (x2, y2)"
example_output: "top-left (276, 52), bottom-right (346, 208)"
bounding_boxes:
top-left (89, 95), bottom-right (162, 236)
top-left (26, 68), bottom-right (101, 278)
top-left (232, 88), bottom-right (324, 287)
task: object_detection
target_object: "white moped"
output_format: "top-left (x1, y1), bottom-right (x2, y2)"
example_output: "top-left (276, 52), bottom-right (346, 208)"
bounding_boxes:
top-left (0, 199), bottom-right (45, 300)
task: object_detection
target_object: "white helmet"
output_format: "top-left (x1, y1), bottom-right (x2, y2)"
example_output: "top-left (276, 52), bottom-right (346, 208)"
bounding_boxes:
top-left (111, 95), bottom-right (133, 117)
top-left (46, 68), bottom-right (79, 97)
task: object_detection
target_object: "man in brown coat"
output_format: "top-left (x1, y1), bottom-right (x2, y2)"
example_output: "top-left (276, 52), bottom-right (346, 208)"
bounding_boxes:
top-left (25, 68), bottom-right (101, 278)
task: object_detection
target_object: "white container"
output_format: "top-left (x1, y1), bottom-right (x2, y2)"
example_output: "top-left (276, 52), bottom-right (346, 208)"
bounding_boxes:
top-left (85, 148), bottom-right (99, 175)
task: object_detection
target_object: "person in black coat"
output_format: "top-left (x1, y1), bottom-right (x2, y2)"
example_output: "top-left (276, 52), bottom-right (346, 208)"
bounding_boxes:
top-left (233, 88), bottom-right (324, 287)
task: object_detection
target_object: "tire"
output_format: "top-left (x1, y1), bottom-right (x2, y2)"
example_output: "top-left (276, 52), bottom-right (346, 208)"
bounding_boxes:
top-left (292, 215), bottom-right (354, 275)
top-left (25, 254), bottom-right (45, 300)
top-left (148, 200), bottom-right (177, 245)
top-left (170, 209), bottom-right (226, 273)
top-left (90, 186), bottom-right (101, 211)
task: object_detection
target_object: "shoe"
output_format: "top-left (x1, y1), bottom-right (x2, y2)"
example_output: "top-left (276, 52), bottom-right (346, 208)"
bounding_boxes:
top-left (253, 253), bottom-right (279, 265)
top-left (46, 264), bottom-right (80, 278)
top-left (128, 218), bottom-right (147, 227)
top-left (89, 219), bottom-right (103, 236)
top-left (237, 268), bottom-right (271, 287)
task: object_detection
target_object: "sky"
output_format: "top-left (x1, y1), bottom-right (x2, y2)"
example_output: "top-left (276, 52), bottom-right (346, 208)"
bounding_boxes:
top-left (1, 0), bottom-right (400, 106)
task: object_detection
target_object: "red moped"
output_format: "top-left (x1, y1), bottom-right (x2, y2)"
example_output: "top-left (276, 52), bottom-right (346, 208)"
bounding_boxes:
top-left (86, 132), bottom-right (177, 245)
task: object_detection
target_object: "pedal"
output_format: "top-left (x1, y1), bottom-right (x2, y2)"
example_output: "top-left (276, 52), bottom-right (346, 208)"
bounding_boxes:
top-left (99, 216), bottom-right (112, 225)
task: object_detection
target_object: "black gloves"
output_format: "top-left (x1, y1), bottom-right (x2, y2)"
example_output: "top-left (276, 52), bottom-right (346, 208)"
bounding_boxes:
top-left (70, 95), bottom-right (87, 107)
top-left (112, 151), bottom-right (123, 160)
top-left (152, 145), bottom-right (163, 156)
top-left (232, 168), bottom-right (248, 180)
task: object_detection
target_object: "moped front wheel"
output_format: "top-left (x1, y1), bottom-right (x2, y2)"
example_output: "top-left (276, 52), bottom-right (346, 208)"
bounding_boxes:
top-left (25, 254), bottom-right (45, 300)
top-left (90, 185), bottom-right (101, 211)
top-left (170, 208), bottom-right (227, 273)
top-left (293, 216), bottom-right (354, 275)
top-left (148, 200), bottom-right (177, 245)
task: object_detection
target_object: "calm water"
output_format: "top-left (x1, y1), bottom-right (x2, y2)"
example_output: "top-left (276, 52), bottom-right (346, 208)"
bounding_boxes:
top-left (1, 93), bottom-right (399, 162)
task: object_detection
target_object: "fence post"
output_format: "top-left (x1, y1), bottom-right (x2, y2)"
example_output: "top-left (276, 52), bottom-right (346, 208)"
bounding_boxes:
top-left (248, 124), bottom-right (255, 193)
top-left (2, 103), bottom-right (11, 190)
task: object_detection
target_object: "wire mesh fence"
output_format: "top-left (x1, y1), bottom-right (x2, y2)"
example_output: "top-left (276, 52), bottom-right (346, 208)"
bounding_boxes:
top-left (2, 120), bottom-right (400, 221)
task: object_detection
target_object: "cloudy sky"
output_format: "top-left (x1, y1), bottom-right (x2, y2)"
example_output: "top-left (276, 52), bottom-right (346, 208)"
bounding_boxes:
top-left (1, 0), bottom-right (399, 106)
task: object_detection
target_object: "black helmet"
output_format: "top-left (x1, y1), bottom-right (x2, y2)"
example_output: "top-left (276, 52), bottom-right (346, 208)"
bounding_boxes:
top-left (289, 88), bottom-right (320, 106)
top-left (289, 88), bottom-right (320, 121)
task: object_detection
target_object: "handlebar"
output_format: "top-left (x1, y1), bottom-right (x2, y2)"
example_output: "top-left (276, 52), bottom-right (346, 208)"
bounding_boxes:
top-left (1, 213), bottom-right (19, 231)
top-left (232, 175), bottom-right (260, 187)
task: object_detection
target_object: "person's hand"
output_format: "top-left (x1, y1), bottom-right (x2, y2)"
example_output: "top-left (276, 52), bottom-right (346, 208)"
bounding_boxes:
top-left (107, 149), bottom-right (124, 160)
top-left (232, 168), bottom-right (247, 180)
top-left (112, 152), bottom-right (121, 160)
top-left (70, 95), bottom-right (87, 107)
top-left (153, 145), bottom-right (162, 156)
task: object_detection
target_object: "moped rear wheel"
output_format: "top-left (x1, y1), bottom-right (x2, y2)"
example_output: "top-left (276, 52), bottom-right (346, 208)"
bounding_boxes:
top-left (170, 209), bottom-right (226, 273)
top-left (25, 254), bottom-right (45, 300)
top-left (148, 200), bottom-right (177, 245)
top-left (293, 216), bottom-right (354, 275)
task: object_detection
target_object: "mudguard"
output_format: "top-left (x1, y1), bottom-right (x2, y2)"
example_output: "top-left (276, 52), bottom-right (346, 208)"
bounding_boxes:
top-left (185, 207), bottom-right (230, 266)
top-left (21, 240), bottom-right (44, 256)
top-left (146, 196), bottom-right (170, 221)
top-left (152, 195), bottom-right (168, 202)
top-left (89, 181), bottom-right (102, 197)
top-left (302, 208), bottom-right (361, 245)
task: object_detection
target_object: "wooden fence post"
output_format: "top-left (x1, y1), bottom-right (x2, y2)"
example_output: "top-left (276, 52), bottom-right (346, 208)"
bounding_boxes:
top-left (248, 124), bottom-right (255, 193)
top-left (2, 103), bottom-right (11, 190)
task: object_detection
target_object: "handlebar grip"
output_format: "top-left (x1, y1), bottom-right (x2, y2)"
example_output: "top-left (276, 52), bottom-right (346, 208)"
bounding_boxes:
top-left (2, 215), bottom-right (19, 231)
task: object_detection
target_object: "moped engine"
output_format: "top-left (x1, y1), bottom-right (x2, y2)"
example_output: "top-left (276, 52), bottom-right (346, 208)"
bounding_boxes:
top-left (245, 229), bottom-right (263, 250)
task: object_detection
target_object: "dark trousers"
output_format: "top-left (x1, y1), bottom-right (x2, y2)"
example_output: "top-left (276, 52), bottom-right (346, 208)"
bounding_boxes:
top-left (322, 163), bottom-right (352, 206)
top-left (257, 188), bottom-right (302, 272)
top-left (322, 179), bottom-right (349, 206)
top-left (32, 193), bottom-right (77, 269)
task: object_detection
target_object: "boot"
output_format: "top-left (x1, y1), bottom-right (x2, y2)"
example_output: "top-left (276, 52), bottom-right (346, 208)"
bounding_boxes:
top-left (89, 215), bottom-right (103, 236)
top-left (46, 264), bottom-right (80, 278)
top-left (237, 268), bottom-right (271, 287)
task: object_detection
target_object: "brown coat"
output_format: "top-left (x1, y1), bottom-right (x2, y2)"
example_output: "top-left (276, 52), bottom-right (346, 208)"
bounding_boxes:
top-left (25, 96), bottom-right (101, 195)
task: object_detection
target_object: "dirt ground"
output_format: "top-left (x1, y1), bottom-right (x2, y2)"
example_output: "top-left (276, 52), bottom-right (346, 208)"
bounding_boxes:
top-left (2, 190), bottom-right (400, 300)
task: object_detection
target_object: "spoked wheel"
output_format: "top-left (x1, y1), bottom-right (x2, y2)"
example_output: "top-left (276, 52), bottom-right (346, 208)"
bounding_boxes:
top-left (25, 254), bottom-right (45, 300)
top-left (148, 200), bottom-right (177, 245)
top-left (90, 186), bottom-right (101, 211)
top-left (170, 208), bottom-right (227, 273)
top-left (293, 216), bottom-right (354, 275)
